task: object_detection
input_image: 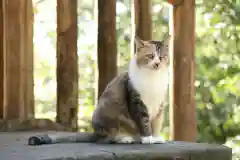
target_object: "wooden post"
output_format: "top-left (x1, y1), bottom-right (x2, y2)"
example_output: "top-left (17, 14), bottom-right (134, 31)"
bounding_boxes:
top-left (2, 0), bottom-right (30, 119)
top-left (56, 0), bottom-right (78, 131)
top-left (169, 0), bottom-right (197, 142)
top-left (97, 0), bottom-right (117, 97)
top-left (131, 0), bottom-right (152, 55)
top-left (22, 0), bottom-right (34, 119)
top-left (0, 0), bottom-right (3, 118)
top-left (132, 0), bottom-right (152, 40)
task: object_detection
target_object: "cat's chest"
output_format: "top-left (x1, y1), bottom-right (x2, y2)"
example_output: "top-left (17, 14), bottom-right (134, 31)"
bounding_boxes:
top-left (138, 80), bottom-right (167, 119)
top-left (130, 72), bottom-right (169, 119)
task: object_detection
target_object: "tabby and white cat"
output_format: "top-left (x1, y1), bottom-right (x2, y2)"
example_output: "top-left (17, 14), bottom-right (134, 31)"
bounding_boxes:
top-left (28, 36), bottom-right (170, 145)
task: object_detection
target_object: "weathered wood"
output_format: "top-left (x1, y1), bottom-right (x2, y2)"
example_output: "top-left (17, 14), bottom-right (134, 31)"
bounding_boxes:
top-left (2, 0), bottom-right (29, 119)
top-left (0, 119), bottom-right (66, 132)
top-left (132, 0), bottom-right (152, 40)
top-left (97, 0), bottom-right (117, 97)
top-left (0, 132), bottom-right (232, 160)
top-left (131, 0), bottom-right (152, 55)
top-left (0, 0), bottom-right (3, 118)
top-left (22, 0), bottom-right (34, 119)
top-left (169, 0), bottom-right (196, 141)
top-left (56, 0), bottom-right (78, 131)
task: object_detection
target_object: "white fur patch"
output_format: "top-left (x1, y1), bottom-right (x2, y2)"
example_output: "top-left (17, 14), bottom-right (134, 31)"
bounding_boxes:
top-left (117, 136), bottom-right (134, 144)
top-left (141, 136), bottom-right (165, 144)
top-left (115, 133), bottom-right (135, 144)
top-left (128, 59), bottom-right (169, 120)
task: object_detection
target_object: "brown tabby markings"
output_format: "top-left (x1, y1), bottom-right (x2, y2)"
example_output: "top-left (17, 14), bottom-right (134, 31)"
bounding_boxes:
top-left (28, 36), bottom-right (169, 145)
top-left (91, 37), bottom-right (170, 143)
top-left (92, 73), bottom-right (141, 143)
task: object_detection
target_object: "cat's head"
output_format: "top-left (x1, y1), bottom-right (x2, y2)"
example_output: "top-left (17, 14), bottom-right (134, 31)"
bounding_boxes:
top-left (134, 36), bottom-right (170, 70)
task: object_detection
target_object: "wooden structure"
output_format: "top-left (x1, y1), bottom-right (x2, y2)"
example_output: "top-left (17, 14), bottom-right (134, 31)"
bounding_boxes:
top-left (0, 0), bottom-right (196, 143)
top-left (1, 0), bottom-right (34, 120)
top-left (0, 0), bottom-right (118, 132)
top-left (0, 0), bottom-right (79, 131)
top-left (0, 0), bottom-right (3, 119)
top-left (131, 0), bottom-right (152, 54)
top-left (97, 0), bottom-right (117, 97)
top-left (169, 0), bottom-right (197, 142)
top-left (132, 0), bottom-right (152, 40)
top-left (0, 0), bottom-right (232, 159)
top-left (56, 0), bottom-right (78, 131)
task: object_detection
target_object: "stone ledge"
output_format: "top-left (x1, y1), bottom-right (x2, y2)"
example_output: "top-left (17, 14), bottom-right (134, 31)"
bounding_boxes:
top-left (0, 132), bottom-right (232, 160)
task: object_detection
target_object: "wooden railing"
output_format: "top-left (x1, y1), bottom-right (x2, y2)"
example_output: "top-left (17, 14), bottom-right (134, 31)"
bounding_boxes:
top-left (0, 0), bottom-right (196, 143)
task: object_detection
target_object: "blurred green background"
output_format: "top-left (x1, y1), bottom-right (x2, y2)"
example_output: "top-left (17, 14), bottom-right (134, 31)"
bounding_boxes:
top-left (33, 0), bottom-right (240, 158)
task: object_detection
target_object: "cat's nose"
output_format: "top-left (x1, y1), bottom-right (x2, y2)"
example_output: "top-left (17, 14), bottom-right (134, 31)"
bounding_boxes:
top-left (154, 62), bottom-right (160, 68)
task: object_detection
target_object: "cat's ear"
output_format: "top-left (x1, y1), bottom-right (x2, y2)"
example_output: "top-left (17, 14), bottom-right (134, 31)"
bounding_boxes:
top-left (134, 36), bottom-right (145, 47)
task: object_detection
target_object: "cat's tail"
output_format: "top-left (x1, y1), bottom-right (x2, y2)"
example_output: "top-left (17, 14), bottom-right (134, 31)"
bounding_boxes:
top-left (28, 132), bottom-right (100, 145)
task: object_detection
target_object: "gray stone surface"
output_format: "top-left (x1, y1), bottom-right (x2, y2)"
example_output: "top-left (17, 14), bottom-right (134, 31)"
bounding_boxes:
top-left (0, 132), bottom-right (232, 160)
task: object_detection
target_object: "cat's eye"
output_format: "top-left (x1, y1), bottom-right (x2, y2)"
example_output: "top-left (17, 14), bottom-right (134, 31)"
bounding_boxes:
top-left (159, 56), bottom-right (166, 60)
top-left (146, 54), bottom-right (154, 59)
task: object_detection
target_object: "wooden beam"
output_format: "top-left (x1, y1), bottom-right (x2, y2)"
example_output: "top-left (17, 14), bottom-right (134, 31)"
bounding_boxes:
top-left (56, 0), bottom-right (78, 131)
top-left (169, 0), bottom-right (196, 142)
top-left (132, 0), bottom-right (152, 40)
top-left (131, 0), bottom-right (152, 55)
top-left (22, 0), bottom-right (34, 119)
top-left (2, 0), bottom-right (34, 120)
top-left (97, 0), bottom-right (117, 97)
top-left (0, 0), bottom-right (3, 118)
top-left (3, 0), bottom-right (28, 119)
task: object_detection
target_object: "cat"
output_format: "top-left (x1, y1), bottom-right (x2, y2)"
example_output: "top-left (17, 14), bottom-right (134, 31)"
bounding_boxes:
top-left (28, 36), bottom-right (170, 145)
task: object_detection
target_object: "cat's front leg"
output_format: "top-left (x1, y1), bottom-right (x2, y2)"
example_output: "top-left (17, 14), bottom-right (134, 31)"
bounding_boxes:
top-left (128, 103), bottom-right (154, 144)
top-left (129, 100), bottom-right (165, 144)
top-left (127, 79), bottom-right (164, 144)
top-left (128, 101), bottom-right (160, 144)
top-left (152, 109), bottom-right (164, 137)
top-left (141, 115), bottom-right (165, 144)
top-left (146, 108), bottom-right (166, 144)
top-left (140, 107), bottom-right (166, 144)
top-left (126, 80), bottom-right (152, 143)
top-left (129, 102), bottom-right (152, 139)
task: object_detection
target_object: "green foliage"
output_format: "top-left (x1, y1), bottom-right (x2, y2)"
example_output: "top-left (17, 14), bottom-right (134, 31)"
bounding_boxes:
top-left (34, 0), bottom-right (240, 156)
top-left (195, 0), bottom-right (240, 145)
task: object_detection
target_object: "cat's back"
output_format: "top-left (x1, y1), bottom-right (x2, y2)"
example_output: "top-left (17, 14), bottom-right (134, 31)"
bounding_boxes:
top-left (93, 72), bottom-right (128, 119)
top-left (92, 72), bottom-right (139, 140)
top-left (100, 72), bottom-right (128, 100)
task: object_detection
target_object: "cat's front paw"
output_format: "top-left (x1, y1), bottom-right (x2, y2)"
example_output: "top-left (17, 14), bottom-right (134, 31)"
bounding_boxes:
top-left (141, 136), bottom-right (165, 144)
top-left (117, 136), bottom-right (134, 144)
top-left (141, 136), bottom-right (154, 144)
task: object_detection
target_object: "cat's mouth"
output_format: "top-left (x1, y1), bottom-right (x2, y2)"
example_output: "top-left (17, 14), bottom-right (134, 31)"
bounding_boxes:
top-left (140, 64), bottom-right (161, 70)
